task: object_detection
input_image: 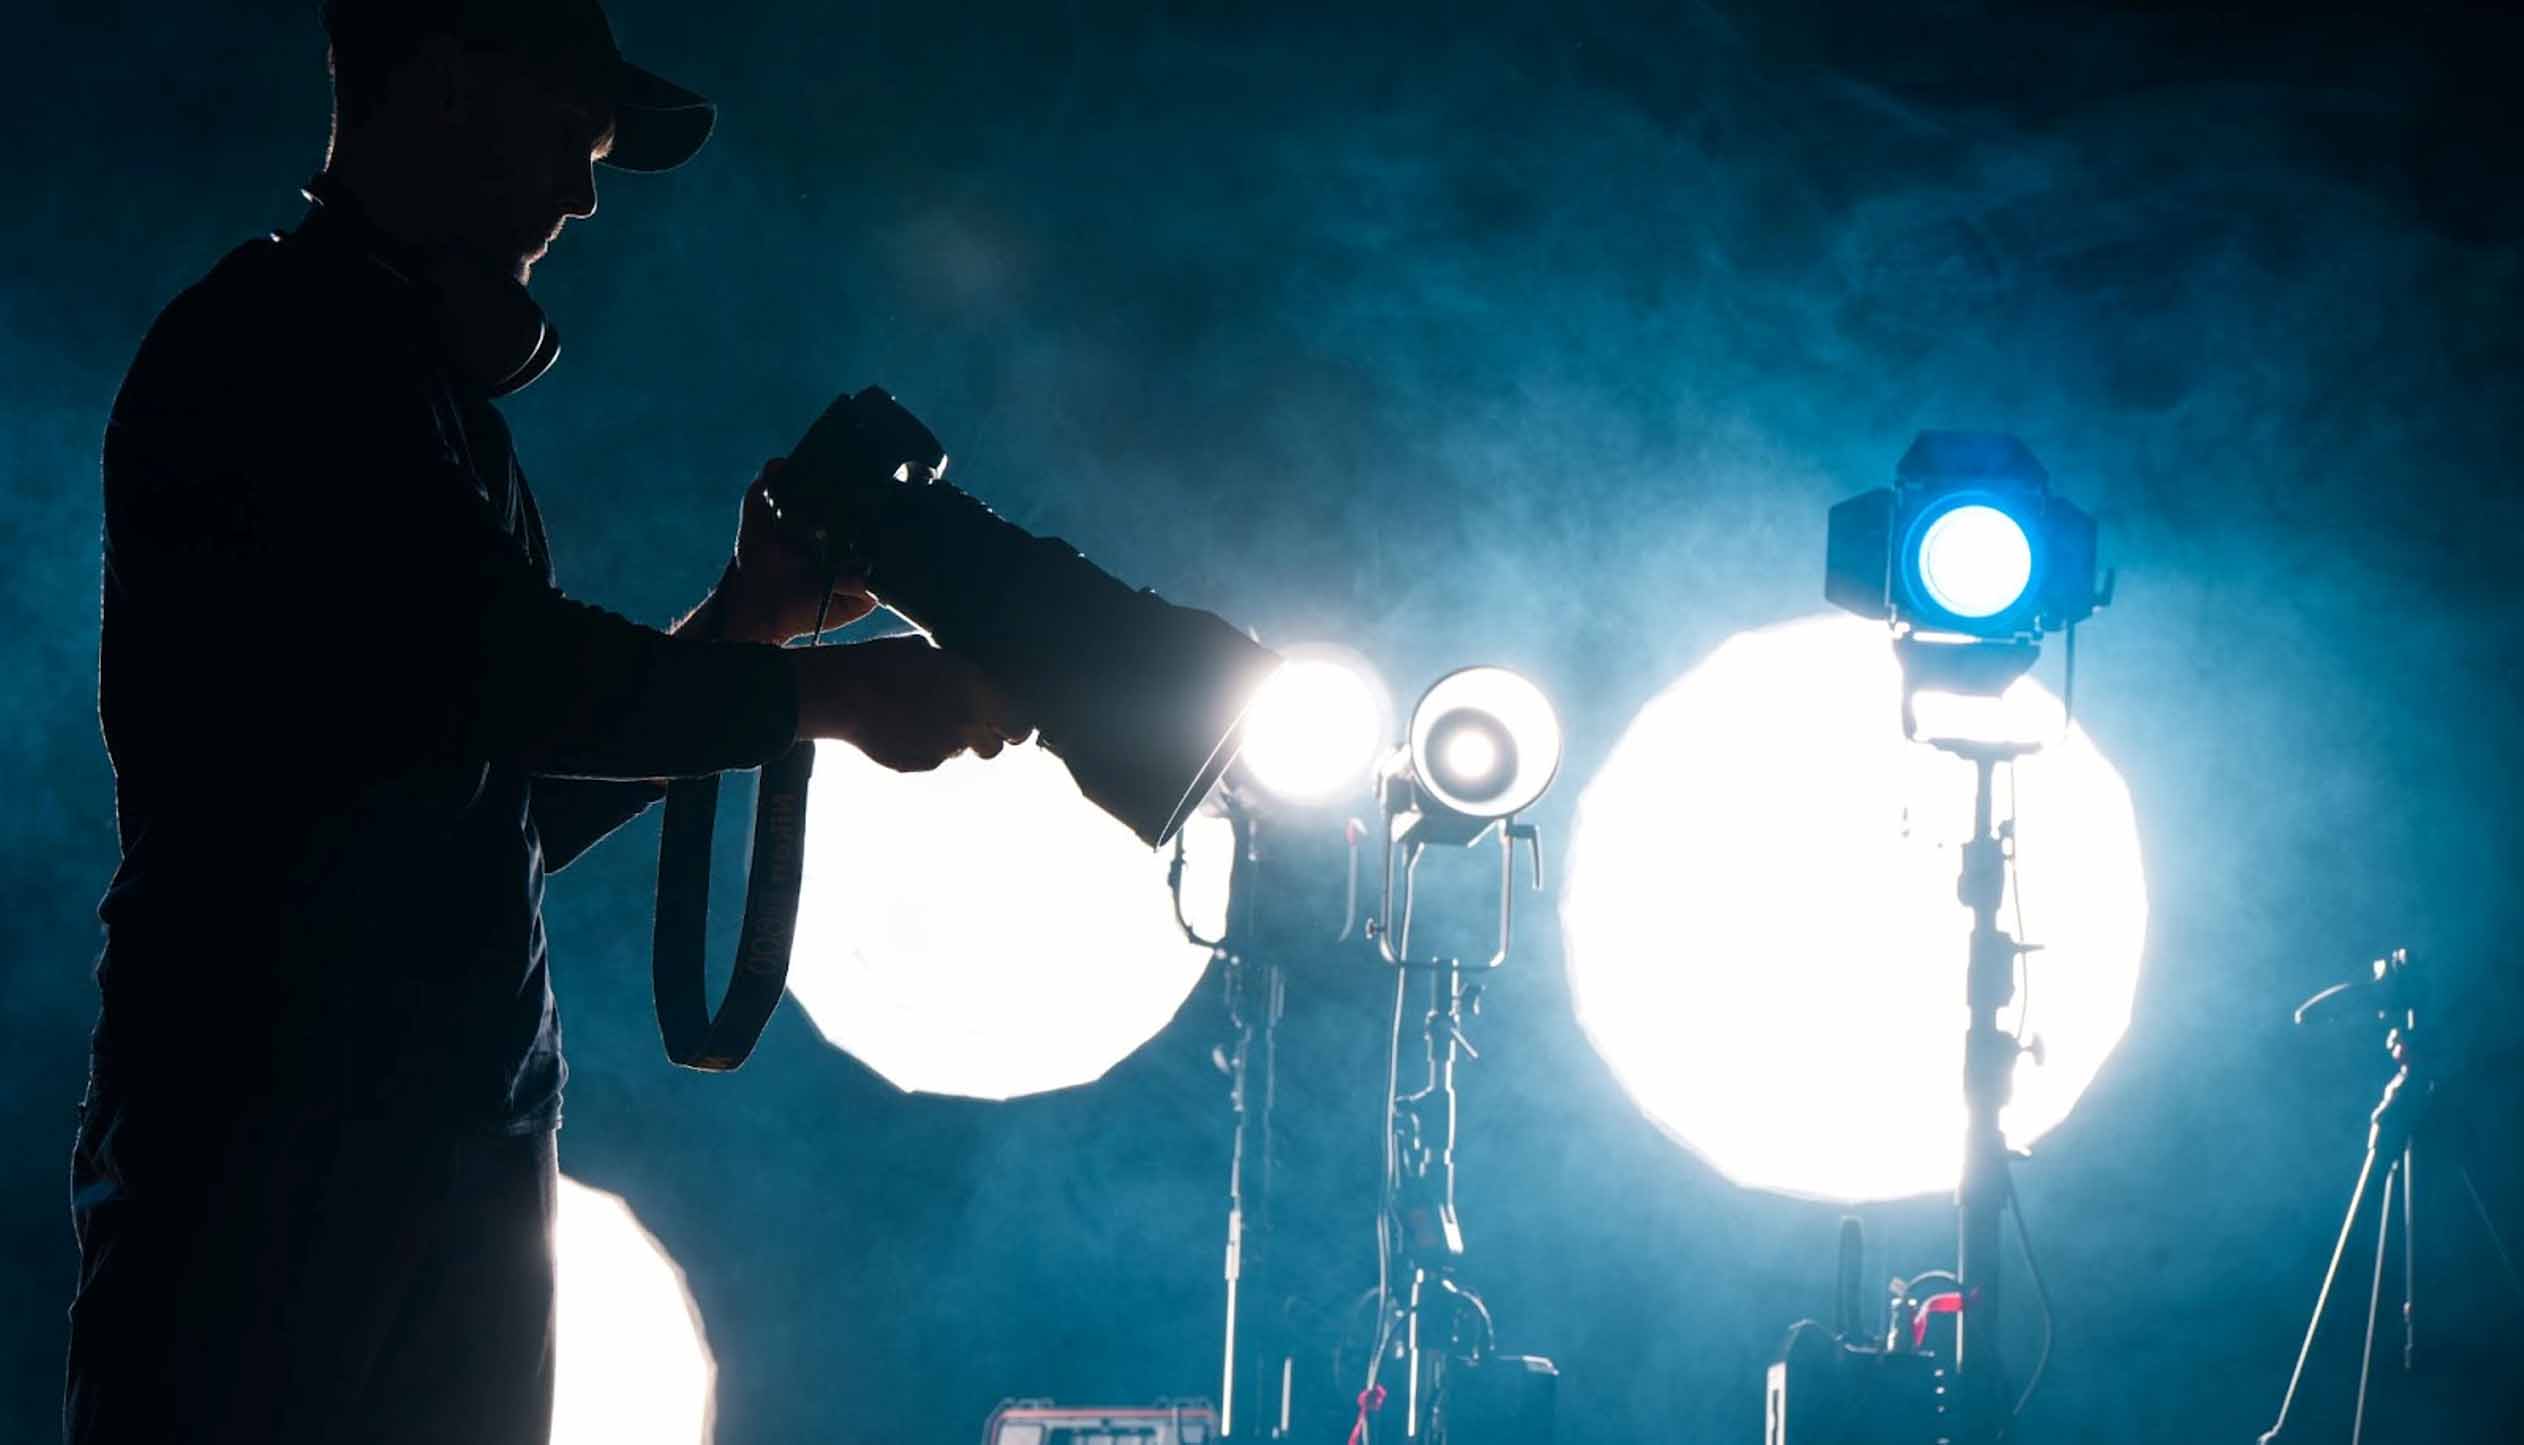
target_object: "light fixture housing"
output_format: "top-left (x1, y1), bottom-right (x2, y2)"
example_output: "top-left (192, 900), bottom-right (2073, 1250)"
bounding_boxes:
top-left (1826, 431), bottom-right (2101, 663)
top-left (1383, 666), bottom-right (1563, 847)
top-left (1236, 646), bottom-right (1394, 806)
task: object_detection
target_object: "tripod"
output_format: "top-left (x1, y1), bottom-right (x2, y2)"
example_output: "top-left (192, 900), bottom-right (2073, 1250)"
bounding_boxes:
top-left (2258, 950), bottom-right (2524, 1444)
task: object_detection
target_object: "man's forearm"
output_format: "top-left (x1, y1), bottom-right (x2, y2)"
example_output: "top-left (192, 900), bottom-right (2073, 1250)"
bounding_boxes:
top-left (672, 562), bottom-right (788, 646)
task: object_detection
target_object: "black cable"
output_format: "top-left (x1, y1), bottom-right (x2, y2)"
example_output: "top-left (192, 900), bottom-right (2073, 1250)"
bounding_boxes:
top-left (2004, 760), bottom-right (2033, 1047)
top-left (2007, 1178), bottom-right (2056, 1420)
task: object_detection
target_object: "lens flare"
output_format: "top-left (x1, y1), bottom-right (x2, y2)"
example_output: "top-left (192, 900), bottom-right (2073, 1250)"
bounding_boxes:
top-left (787, 739), bottom-right (1232, 1100)
top-left (1915, 503), bottom-right (2034, 620)
top-left (554, 1176), bottom-right (715, 1445)
top-left (1241, 650), bottom-right (1390, 803)
top-left (1560, 615), bottom-right (2145, 1202)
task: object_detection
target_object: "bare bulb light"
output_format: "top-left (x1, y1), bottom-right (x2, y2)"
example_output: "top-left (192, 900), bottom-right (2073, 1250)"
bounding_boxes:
top-left (1239, 649), bottom-right (1391, 804)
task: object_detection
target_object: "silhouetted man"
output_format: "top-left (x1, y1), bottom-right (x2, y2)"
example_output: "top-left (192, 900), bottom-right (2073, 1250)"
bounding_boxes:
top-left (70, 2), bottom-right (1014, 1440)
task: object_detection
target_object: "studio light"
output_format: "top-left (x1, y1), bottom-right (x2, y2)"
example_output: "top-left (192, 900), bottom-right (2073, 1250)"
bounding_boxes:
top-left (1388, 666), bottom-right (1563, 845)
top-left (1237, 646), bottom-right (1392, 805)
top-left (1559, 616), bottom-right (2146, 1203)
top-left (1914, 502), bottom-right (2034, 620)
top-left (554, 1176), bottom-right (715, 1445)
top-left (1826, 431), bottom-right (2105, 713)
top-left (1357, 665), bottom-right (1565, 1440)
top-left (785, 738), bottom-right (1233, 1100)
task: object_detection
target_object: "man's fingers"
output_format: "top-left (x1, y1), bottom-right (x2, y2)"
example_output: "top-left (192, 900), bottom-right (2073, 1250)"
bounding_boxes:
top-left (967, 676), bottom-right (1026, 741)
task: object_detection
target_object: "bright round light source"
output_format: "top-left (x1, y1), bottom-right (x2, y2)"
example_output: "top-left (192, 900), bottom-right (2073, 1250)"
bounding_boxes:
top-left (788, 739), bottom-right (1232, 1100)
top-left (1241, 648), bottom-right (1391, 803)
top-left (1442, 728), bottom-right (1501, 788)
top-left (1408, 667), bottom-right (1561, 819)
top-left (555, 1176), bottom-right (714, 1445)
top-left (1914, 502), bottom-right (2034, 620)
top-left (1560, 615), bottom-right (2145, 1202)
top-left (1422, 709), bottom-right (1516, 807)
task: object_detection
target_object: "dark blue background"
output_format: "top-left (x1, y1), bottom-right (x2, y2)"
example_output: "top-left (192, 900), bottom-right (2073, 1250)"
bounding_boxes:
top-left (6, 2), bottom-right (2522, 1441)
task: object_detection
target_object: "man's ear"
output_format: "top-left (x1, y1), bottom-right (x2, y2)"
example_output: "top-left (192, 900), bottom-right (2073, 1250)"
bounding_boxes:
top-left (394, 30), bottom-right (472, 128)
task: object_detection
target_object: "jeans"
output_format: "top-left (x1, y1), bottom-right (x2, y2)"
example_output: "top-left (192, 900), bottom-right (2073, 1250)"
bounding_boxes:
top-left (65, 1086), bottom-right (558, 1444)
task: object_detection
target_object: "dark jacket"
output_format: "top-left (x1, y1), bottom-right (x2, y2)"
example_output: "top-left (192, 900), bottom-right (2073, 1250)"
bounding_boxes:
top-left (92, 189), bottom-right (797, 1133)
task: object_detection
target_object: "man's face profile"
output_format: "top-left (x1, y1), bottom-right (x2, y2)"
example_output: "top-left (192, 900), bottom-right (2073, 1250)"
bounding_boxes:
top-left (437, 46), bottom-right (617, 282)
top-left (344, 32), bottom-right (619, 283)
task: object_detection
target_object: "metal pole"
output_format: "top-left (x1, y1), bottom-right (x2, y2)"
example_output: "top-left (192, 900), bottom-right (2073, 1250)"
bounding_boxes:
top-left (1954, 750), bottom-right (2019, 1440)
top-left (1207, 806), bottom-right (1268, 1440)
top-left (2401, 1140), bottom-right (2415, 1373)
top-left (2352, 1159), bottom-right (2400, 1445)
top-left (2259, 1145), bottom-right (2382, 1444)
top-left (1219, 951), bottom-right (1251, 1437)
top-left (1404, 960), bottom-right (1466, 1439)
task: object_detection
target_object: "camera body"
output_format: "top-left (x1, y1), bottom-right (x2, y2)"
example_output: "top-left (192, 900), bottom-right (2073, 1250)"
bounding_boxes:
top-left (775, 386), bottom-right (1280, 849)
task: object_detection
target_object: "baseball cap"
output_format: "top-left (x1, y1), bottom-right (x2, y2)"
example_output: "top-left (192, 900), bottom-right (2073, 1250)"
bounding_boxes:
top-left (322, 0), bottom-right (716, 172)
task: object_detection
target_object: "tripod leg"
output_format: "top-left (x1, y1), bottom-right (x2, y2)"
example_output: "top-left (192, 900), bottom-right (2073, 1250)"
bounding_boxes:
top-left (2351, 1159), bottom-right (2399, 1445)
top-left (2260, 1147), bottom-right (2380, 1445)
top-left (2400, 1142), bottom-right (2415, 1373)
top-left (2456, 1164), bottom-right (2524, 1313)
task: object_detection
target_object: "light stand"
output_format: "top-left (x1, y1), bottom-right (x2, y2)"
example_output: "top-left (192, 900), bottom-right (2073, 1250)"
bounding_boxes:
top-left (1254, 661), bottom-right (1559, 1445)
top-left (1763, 723), bottom-right (2059, 1445)
top-left (1363, 797), bottom-right (1545, 1441)
top-left (1933, 737), bottom-right (2042, 1444)
top-left (2256, 949), bottom-right (2524, 1444)
top-left (1795, 431), bottom-right (2104, 1444)
top-left (1175, 794), bottom-right (1294, 1442)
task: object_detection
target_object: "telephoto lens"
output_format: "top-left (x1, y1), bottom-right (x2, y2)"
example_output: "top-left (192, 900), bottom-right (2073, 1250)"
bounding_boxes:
top-left (780, 386), bottom-right (1280, 848)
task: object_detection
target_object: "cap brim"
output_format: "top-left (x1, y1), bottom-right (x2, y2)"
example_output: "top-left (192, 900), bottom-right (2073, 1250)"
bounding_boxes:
top-left (603, 61), bottom-right (715, 173)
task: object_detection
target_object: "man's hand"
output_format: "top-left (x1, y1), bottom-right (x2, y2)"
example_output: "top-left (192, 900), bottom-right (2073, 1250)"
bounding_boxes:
top-left (708, 457), bottom-right (878, 645)
top-left (794, 636), bottom-right (1027, 772)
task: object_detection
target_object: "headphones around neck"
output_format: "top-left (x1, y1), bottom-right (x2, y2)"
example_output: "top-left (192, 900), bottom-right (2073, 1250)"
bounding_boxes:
top-left (297, 174), bottom-right (562, 399)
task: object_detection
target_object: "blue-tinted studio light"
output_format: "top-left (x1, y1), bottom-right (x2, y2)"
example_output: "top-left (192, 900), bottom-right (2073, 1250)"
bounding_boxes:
top-left (1825, 431), bottom-right (2101, 651)
top-left (1910, 498), bottom-right (2035, 622)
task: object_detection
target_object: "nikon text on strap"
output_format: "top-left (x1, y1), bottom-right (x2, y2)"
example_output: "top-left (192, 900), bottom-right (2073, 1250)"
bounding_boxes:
top-left (650, 739), bottom-right (816, 1070)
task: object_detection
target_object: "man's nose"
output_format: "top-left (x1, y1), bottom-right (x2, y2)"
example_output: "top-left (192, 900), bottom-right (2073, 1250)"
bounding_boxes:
top-left (559, 163), bottom-right (598, 221)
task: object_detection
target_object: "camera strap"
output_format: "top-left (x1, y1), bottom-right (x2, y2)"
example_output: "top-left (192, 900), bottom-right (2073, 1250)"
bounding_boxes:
top-left (650, 739), bottom-right (817, 1070)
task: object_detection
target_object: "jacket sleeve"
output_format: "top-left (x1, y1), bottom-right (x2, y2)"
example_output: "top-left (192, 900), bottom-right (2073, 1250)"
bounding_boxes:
top-left (100, 267), bottom-right (798, 785)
